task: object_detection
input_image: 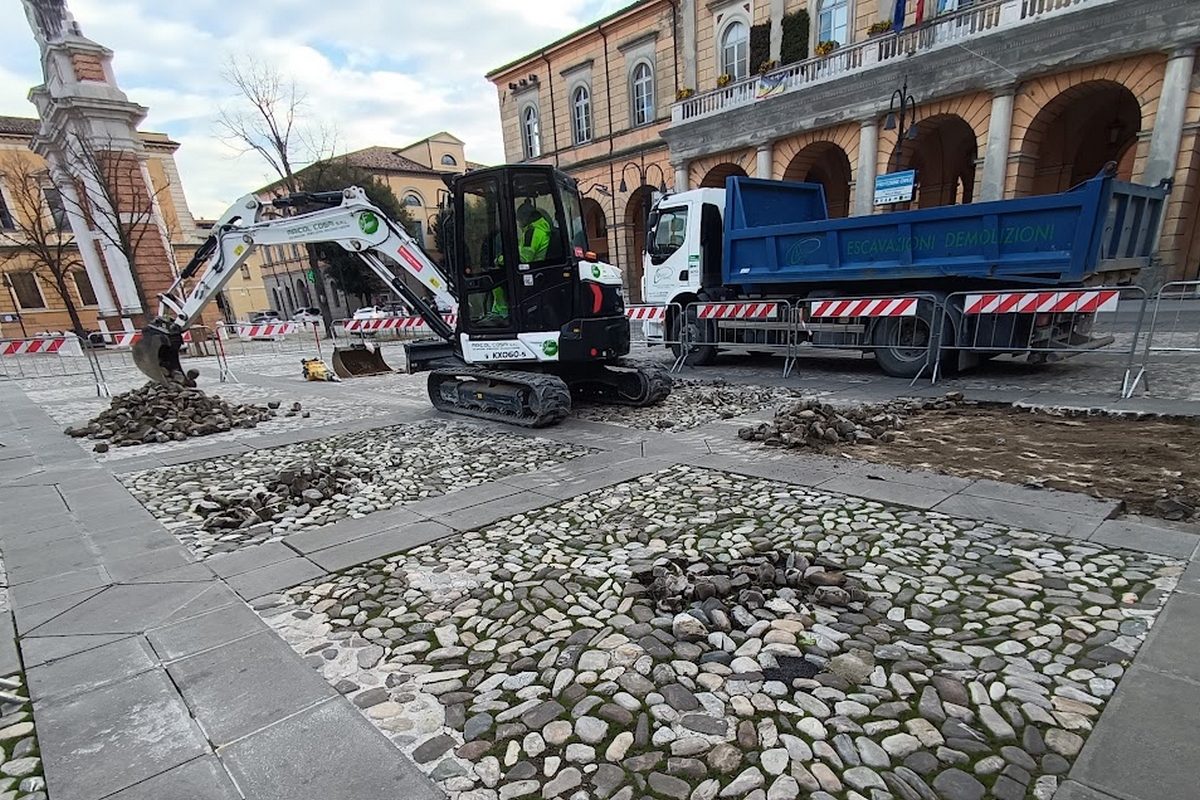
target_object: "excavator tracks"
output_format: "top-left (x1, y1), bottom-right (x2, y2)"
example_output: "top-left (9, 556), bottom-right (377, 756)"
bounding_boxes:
top-left (428, 368), bottom-right (572, 428)
top-left (562, 359), bottom-right (673, 408)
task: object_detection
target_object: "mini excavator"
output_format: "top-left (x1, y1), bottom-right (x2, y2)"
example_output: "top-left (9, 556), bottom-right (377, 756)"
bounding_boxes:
top-left (131, 165), bottom-right (670, 427)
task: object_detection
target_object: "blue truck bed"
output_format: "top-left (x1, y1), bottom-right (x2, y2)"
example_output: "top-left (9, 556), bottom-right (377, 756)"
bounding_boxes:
top-left (723, 169), bottom-right (1170, 290)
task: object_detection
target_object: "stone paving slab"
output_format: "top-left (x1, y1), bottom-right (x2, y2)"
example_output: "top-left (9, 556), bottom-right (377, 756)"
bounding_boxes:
top-left (818, 472), bottom-right (960, 509)
top-left (32, 581), bottom-right (238, 636)
top-left (933, 493), bottom-right (1106, 539)
top-left (146, 601), bottom-right (268, 662)
top-left (282, 508), bottom-right (426, 554)
top-left (19, 633), bottom-right (131, 668)
top-left (958, 477), bottom-right (1123, 518)
top-left (10, 571), bottom-right (111, 615)
top-left (103, 755), bottom-right (242, 800)
top-left (206, 541), bottom-right (297, 578)
top-left (1127, 590), bottom-right (1200, 683)
top-left (307, 523), bottom-right (451, 572)
top-left (219, 698), bottom-right (443, 800)
top-left (167, 630), bottom-right (337, 747)
top-left (225, 555), bottom-right (325, 601)
top-left (37, 669), bottom-right (211, 800)
top-left (0, 610), bottom-right (19, 677)
top-left (27, 635), bottom-right (158, 703)
top-left (1070, 665), bottom-right (1200, 800)
top-left (1089, 518), bottom-right (1200, 559)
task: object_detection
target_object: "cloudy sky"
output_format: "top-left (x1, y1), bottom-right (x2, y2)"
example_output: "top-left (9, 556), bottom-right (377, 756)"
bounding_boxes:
top-left (0, 0), bottom-right (628, 218)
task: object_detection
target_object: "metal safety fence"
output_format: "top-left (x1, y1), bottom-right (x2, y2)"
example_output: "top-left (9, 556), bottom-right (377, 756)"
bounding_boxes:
top-left (624, 303), bottom-right (683, 355)
top-left (1125, 281), bottom-right (1200, 398)
top-left (934, 286), bottom-right (1147, 396)
top-left (0, 335), bottom-right (110, 396)
top-left (676, 300), bottom-right (797, 376)
top-left (797, 293), bottom-right (945, 385)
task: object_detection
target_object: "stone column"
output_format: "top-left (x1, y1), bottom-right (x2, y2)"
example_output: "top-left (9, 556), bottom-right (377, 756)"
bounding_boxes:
top-left (680, 0), bottom-right (698, 91)
top-left (1145, 46), bottom-right (1197, 185)
top-left (770, 0), bottom-right (785, 62)
top-left (673, 161), bottom-right (689, 192)
top-left (756, 143), bottom-right (774, 180)
top-left (45, 152), bottom-right (118, 319)
top-left (855, 119), bottom-right (879, 216)
top-left (980, 88), bottom-right (1015, 201)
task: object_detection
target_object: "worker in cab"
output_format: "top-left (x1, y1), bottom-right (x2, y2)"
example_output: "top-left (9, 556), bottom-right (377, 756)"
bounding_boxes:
top-left (482, 202), bottom-right (553, 325)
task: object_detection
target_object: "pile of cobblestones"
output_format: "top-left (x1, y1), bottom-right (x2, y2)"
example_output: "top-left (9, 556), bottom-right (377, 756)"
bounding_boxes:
top-left (738, 394), bottom-right (970, 451)
top-left (261, 465), bottom-right (1178, 800)
top-left (124, 421), bottom-right (594, 558)
top-left (63, 380), bottom-right (283, 451)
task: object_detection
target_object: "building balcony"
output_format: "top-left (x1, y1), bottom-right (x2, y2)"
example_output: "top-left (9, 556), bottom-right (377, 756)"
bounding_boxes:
top-left (673, 0), bottom-right (1121, 126)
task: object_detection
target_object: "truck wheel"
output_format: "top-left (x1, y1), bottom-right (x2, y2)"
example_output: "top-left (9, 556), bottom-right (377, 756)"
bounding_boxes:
top-left (669, 310), bottom-right (717, 366)
top-left (872, 307), bottom-right (939, 379)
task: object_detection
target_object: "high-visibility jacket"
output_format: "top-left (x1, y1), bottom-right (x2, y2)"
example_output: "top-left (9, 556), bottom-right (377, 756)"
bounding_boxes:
top-left (519, 216), bottom-right (551, 263)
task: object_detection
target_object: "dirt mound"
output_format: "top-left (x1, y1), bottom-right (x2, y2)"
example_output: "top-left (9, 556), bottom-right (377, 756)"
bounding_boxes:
top-left (65, 380), bottom-right (285, 451)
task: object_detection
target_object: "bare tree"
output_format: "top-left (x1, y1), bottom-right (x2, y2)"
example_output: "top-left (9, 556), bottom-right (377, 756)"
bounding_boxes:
top-left (54, 135), bottom-right (179, 316)
top-left (218, 55), bottom-right (340, 333)
top-left (0, 151), bottom-right (88, 336)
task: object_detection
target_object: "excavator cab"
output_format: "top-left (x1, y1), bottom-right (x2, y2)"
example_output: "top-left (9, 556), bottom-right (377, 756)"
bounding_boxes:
top-left (451, 165), bottom-right (628, 358)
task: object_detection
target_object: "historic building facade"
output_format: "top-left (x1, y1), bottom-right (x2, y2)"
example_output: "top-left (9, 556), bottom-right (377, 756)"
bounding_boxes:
top-left (4, 0), bottom-right (209, 338)
top-left (492, 0), bottom-right (1200, 293)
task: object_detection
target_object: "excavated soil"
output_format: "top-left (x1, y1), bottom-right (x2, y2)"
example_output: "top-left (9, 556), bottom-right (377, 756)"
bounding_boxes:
top-left (862, 405), bottom-right (1200, 520)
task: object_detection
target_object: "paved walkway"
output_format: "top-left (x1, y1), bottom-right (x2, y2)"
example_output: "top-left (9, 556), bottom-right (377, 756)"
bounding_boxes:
top-left (0, 372), bottom-right (1198, 799)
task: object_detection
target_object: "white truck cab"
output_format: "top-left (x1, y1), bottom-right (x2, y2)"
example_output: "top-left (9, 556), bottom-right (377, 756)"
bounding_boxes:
top-left (640, 188), bottom-right (726, 341)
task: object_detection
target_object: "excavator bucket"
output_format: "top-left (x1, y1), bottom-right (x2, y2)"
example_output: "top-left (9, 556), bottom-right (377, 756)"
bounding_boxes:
top-left (131, 329), bottom-right (193, 386)
top-left (331, 344), bottom-right (394, 379)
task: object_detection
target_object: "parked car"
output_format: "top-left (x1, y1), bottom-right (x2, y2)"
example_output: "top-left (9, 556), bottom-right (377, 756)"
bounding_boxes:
top-left (293, 307), bottom-right (321, 324)
top-left (352, 306), bottom-right (388, 320)
top-left (249, 310), bottom-right (282, 324)
top-left (383, 302), bottom-right (413, 317)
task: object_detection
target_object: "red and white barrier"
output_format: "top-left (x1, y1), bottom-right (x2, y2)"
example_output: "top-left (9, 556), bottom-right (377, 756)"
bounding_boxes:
top-left (226, 322), bottom-right (298, 340)
top-left (107, 330), bottom-right (197, 348)
top-left (964, 290), bottom-right (1121, 315)
top-left (1, 337), bottom-right (82, 356)
top-left (809, 297), bottom-right (920, 319)
top-left (625, 306), bottom-right (667, 322)
top-left (696, 302), bottom-right (779, 320)
top-left (344, 315), bottom-right (457, 333)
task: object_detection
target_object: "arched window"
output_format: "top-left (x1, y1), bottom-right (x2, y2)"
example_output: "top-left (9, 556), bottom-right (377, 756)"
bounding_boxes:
top-left (721, 21), bottom-right (749, 81)
top-left (572, 85), bottom-right (592, 145)
top-left (522, 105), bottom-right (542, 159)
top-left (404, 193), bottom-right (423, 207)
top-left (631, 62), bottom-right (654, 127)
top-left (818, 0), bottom-right (849, 45)
top-left (441, 154), bottom-right (458, 166)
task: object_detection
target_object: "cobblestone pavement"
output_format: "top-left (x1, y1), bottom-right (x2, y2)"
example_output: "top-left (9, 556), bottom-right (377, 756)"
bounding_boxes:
top-left (122, 421), bottom-right (594, 559)
top-left (258, 465), bottom-right (1179, 800)
top-left (0, 564), bottom-right (47, 800)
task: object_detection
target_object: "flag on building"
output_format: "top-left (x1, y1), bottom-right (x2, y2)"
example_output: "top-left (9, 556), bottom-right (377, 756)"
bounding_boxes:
top-left (756, 73), bottom-right (787, 100)
top-left (893, 0), bottom-right (908, 32)
top-left (916, 0), bottom-right (926, 24)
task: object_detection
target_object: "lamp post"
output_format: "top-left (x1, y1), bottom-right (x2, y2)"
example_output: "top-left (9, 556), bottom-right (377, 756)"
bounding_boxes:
top-left (883, 76), bottom-right (919, 172)
top-left (583, 183), bottom-right (617, 269)
top-left (618, 162), bottom-right (669, 302)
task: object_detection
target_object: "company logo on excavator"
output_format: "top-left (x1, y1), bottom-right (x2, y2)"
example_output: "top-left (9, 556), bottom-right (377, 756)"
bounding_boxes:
top-left (358, 212), bottom-right (380, 235)
top-left (542, 341), bottom-right (559, 357)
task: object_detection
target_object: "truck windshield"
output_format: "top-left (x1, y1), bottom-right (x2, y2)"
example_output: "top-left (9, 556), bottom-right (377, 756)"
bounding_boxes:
top-left (647, 206), bottom-right (688, 260)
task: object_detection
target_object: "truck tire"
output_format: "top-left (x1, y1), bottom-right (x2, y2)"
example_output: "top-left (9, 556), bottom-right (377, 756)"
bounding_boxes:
top-left (872, 304), bottom-right (941, 379)
top-left (669, 309), bottom-right (718, 366)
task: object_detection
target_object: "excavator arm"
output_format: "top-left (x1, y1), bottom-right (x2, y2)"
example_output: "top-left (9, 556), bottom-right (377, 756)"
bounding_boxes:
top-left (133, 186), bottom-right (457, 384)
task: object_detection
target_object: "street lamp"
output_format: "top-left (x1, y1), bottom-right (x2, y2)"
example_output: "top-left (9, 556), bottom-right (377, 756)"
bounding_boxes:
top-left (618, 162), bottom-right (669, 303)
top-left (583, 184), bottom-right (618, 268)
top-left (884, 76), bottom-right (919, 171)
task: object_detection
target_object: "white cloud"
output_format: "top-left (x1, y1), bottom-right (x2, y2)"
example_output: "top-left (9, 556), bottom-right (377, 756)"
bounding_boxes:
top-left (0, 0), bottom-right (631, 217)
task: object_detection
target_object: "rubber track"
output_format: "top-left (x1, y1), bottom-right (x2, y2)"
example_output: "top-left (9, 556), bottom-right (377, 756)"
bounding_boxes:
top-left (427, 367), bottom-right (572, 428)
top-left (566, 359), bottom-right (673, 408)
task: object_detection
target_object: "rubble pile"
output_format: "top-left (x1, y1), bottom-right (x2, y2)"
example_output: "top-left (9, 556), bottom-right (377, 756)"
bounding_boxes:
top-left (64, 380), bottom-right (288, 451)
top-left (192, 457), bottom-right (373, 533)
top-left (738, 392), bottom-right (969, 450)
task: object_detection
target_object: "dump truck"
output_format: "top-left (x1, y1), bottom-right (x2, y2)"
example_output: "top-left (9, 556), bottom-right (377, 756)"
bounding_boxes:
top-left (642, 163), bottom-right (1170, 377)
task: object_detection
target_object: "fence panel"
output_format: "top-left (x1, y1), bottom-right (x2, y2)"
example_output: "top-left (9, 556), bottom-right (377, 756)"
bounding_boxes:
top-left (1126, 281), bottom-right (1200, 398)
top-left (0, 335), bottom-right (109, 396)
top-left (624, 303), bottom-right (682, 356)
top-left (936, 286), bottom-right (1146, 394)
top-left (677, 301), bottom-right (796, 376)
top-left (797, 293), bottom-right (945, 385)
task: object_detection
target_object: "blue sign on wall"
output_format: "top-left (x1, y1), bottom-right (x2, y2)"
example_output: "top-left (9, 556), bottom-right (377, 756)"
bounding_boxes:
top-left (874, 170), bottom-right (917, 206)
